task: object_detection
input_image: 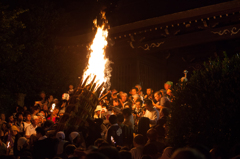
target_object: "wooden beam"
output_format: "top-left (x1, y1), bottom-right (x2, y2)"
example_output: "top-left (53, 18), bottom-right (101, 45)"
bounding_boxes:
top-left (109, 1), bottom-right (240, 35)
top-left (111, 23), bottom-right (240, 52)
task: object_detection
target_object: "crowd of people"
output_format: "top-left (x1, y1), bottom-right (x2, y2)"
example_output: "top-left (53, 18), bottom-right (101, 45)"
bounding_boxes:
top-left (0, 83), bottom-right (234, 159)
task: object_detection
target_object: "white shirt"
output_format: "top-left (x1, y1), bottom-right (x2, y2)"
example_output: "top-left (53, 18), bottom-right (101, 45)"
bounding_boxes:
top-left (130, 145), bottom-right (144, 159)
top-left (23, 122), bottom-right (31, 131)
top-left (25, 124), bottom-right (38, 137)
top-left (144, 107), bottom-right (159, 127)
top-left (16, 122), bottom-right (24, 132)
top-left (38, 136), bottom-right (47, 140)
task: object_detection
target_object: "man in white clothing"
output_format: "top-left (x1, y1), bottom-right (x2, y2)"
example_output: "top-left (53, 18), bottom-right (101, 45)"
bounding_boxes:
top-left (23, 113), bottom-right (32, 132)
top-left (25, 116), bottom-right (39, 138)
top-left (144, 99), bottom-right (159, 127)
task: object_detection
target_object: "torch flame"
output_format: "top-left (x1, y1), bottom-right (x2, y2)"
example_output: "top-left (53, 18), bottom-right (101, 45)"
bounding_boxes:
top-left (51, 103), bottom-right (56, 112)
top-left (82, 12), bottom-right (111, 91)
top-left (111, 136), bottom-right (116, 144)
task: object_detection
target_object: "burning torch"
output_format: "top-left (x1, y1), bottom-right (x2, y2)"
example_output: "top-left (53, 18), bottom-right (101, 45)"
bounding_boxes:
top-left (50, 103), bottom-right (56, 112)
top-left (111, 136), bottom-right (116, 145)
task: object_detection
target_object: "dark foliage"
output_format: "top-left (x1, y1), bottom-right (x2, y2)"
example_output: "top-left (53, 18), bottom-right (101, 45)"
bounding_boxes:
top-left (0, 1), bottom-right (84, 114)
top-left (0, 3), bottom-right (27, 114)
top-left (167, 53), bottom-right (240, 149)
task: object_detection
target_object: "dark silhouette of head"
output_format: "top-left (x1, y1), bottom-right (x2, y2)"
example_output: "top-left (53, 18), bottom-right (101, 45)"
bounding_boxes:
top-left (119, 150), bottom-right (132, 159)
top-left (99, 146), bottom-right (120, 159)
top-left (146, 128), bottom-right (158, 141)
top-left (133, 134), bottom-right (145, 146)
top-left (109, 115), bottom-right (117, 125)
top-left (171, 148), bottom-right (205, 159)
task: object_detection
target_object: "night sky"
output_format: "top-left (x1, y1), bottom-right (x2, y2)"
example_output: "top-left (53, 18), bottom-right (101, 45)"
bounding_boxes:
top-left (64, 0), bottom-right (233, 36)
top-left (1, 0), bottom-right (232, 36)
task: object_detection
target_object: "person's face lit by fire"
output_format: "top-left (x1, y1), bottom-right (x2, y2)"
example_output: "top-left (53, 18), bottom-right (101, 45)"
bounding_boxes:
top-left (113, 99), bottom-right (119, 106)
top-left (54, 99), bottom-right (59, 105)
top-left (53, 108), bottom-right (59, 116)
top-left (167, 89), bottom-right (173, 97)
top-left (121, 94), bottom-right (127, 102)
top-left (154, 93), bottom-right (161, 102)
top-left (12, 130), bottom-right (18, 136)
top-left (49, 95), bottom-right (53, 101)
top-left (1, 113), bottom-right (5, 121)
top-left (131, 89), bottom-right (137, 95)
top-left (40, 92), bottom-right (46, 99)
top-left (43, 105), bottom-right (48, 111)
top-left (18, 114), bottom-right (23, 121)
top-left (146, 89), bottom-right (152, 95)
top-left (9, 116), bottom-right (14, 122)
top-left (26, 114), bottom-right (31, 122)
top-left (23, 106), bottom-right (27, 111)
top-left (33, 118), bottom-right (39, 126)
top-left (119, 91), bottom-right (123, 97)
top-left (69, 85), bottom-right (73, 90)
top-left (133, 96), bottom-right (139, 103)
top-left (2, 123), bottom-right (7, 131)
top-left (135, 102), bottom-right (141, 109)
top-left (164, 83), bottom-right (171, 90)
top-left (38, 116), bottom-right (43, 124)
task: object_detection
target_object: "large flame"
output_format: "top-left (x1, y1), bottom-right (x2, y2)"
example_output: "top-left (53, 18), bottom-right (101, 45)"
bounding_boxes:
top-left (82, 12), bottom-right (111, 90)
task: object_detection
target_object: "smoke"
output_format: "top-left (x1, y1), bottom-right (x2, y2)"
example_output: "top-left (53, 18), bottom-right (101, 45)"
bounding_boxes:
top-left (104, 59), bottom-right (113, 91)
